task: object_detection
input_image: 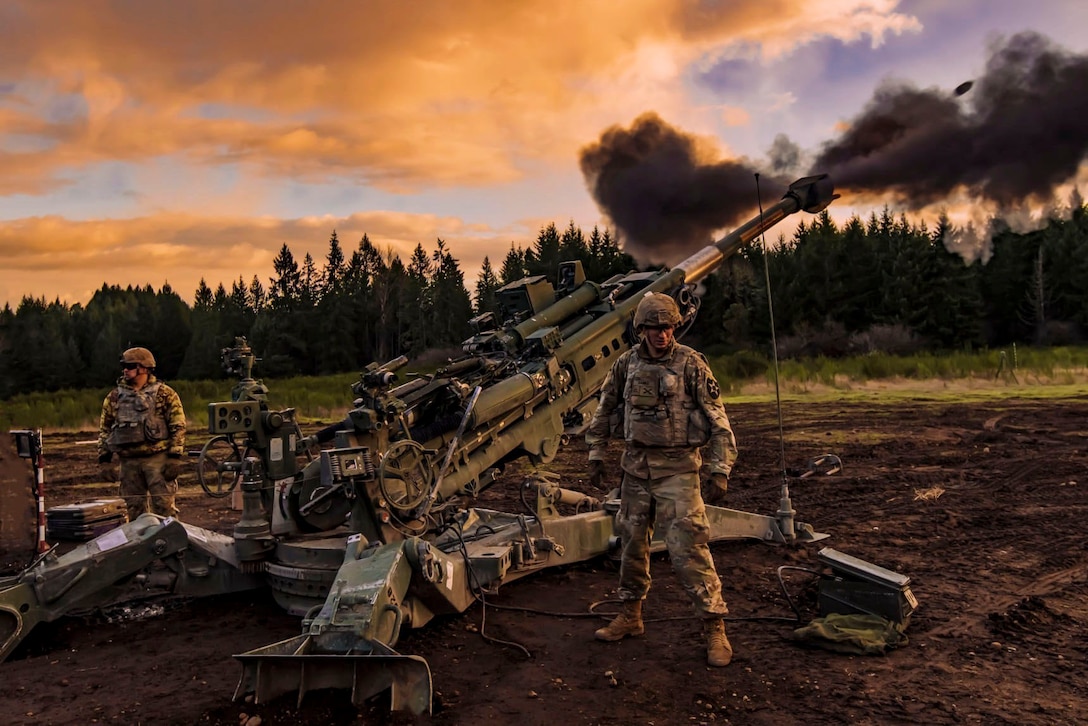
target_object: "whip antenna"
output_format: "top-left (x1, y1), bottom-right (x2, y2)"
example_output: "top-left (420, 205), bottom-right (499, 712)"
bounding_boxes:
top-left (755, 173), bottom-right (797, 540)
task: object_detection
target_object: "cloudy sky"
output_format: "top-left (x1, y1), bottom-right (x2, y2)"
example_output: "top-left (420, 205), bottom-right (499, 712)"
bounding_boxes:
top-left (1, 0), bottom-right (1085, 307)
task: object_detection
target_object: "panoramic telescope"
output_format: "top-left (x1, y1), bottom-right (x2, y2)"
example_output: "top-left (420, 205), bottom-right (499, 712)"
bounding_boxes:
top-left (0, 175), bottom-right (836, 714)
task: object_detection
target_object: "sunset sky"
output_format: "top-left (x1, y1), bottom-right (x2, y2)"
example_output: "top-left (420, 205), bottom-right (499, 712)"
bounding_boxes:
top-left (1, 1), bottom-right (1085, 307)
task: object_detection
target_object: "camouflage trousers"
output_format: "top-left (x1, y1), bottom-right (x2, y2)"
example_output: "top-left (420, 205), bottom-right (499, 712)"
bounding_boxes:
top-left (614, 470), bottom-right (729, 618)
top-left (119, 451), bottom-right (178, 520)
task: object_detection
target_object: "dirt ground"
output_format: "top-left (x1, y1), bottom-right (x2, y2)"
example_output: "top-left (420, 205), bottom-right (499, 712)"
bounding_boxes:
top-left (2, 394), bottom-right (1087, 725)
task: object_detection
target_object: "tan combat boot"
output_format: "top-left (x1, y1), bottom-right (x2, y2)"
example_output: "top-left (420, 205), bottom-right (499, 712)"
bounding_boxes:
top-left (595, 600), bottom-right (645, 641)
top-left (704, 619), bottom-right (733, 666)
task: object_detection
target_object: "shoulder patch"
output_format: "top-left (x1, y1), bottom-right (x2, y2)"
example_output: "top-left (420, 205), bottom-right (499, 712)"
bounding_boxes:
top-left (706, 378), bottom-right (721, 400)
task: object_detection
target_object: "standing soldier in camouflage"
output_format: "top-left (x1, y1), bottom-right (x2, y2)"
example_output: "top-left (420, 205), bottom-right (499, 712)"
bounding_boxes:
top-left (97, 347), bottom-right (187, 520)
top-left (586, 292), bottom-right (737, 667)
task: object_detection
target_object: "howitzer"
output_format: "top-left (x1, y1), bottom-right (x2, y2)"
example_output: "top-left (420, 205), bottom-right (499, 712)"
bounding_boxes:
top-left (234, 174), bottom-right (836, 711)
top-left (282, 174), bottom-right (835, 527)
top-left (0, 175), bottom-right (835, 715)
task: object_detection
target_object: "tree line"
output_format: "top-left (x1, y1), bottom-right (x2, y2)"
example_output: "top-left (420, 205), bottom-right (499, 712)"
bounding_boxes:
top-left (0, 223), bottom-right (634, 396)
top-left (1, 201), bottom-right (1085, 398)
top-left (701, 201), bottom-right (1088, 357)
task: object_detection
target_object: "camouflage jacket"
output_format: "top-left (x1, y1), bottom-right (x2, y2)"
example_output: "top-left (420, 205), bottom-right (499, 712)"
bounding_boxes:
top-left (98, 375), bottom-right (187, 458)
top-left (586, 339), bottom-right (737, 479)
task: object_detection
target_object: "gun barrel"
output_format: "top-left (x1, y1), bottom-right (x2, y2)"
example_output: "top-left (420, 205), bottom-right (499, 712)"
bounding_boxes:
top-left (380, 355), bottom-right (409, 373)
top-left (676, 174), bottom-right (835, 284)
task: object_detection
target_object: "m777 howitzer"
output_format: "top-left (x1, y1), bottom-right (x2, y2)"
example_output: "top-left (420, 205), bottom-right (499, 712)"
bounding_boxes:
top-left (0, 174), bottom-right (835, 715)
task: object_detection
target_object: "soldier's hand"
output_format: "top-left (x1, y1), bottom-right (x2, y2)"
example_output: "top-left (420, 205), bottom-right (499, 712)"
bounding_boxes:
top-left (99, 463), bottom-right (118, 483)
top-left (98, 452), bottom-right (113, 465)
top-left (162, 455), bottom-right (182, 481)
top-left (704, 472), bottom-right (729, 505)
top-left (588, 459), bottom-right (608, 489)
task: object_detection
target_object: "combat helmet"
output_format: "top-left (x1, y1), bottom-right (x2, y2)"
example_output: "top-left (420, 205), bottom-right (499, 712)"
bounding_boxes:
top-left (634, 293), bottom-right (682, 329)
top-left (120, 347), bottom-right (156, 369)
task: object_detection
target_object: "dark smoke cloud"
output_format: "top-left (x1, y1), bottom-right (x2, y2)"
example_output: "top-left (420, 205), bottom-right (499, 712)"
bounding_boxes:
top-left (767, 133), bottom-right (804, 176)
top-left (580, 32), bottom-right (1087, 265)
top-left (578, 112), bottom-right (787, 264)
top-left (811, 31), bottom-right (1088, 208)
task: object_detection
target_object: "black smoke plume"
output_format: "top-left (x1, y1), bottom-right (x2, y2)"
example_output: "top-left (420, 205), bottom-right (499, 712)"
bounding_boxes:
top-left (811, 31), bottom-right (1088, 208)
top-left (580, 32), bottom-right (1087, 264)
top-left (579, 112), bottom-right (786, 264)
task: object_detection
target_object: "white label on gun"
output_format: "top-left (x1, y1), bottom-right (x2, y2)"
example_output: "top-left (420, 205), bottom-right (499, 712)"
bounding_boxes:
top-left (95, 527), bottom-right (129, 552)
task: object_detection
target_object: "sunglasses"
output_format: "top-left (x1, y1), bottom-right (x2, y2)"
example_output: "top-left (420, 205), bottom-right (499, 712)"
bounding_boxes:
top-left (121, 362), bottom-right (141, 370)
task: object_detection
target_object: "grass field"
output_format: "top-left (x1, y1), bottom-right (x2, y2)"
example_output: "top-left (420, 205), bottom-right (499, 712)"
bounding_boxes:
top-left (3, 346), bottom-right (1086, 432)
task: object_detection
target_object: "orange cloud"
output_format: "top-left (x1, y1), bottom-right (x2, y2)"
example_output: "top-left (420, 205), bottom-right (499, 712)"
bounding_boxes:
top-left (0, 211), bottom-right (524, 306)
top-left (719, 106), bottom-right (751, 127)
top-left (0, 1), bottom-right (922, 305)
top-left (1, 0), bottom-right (920, 194)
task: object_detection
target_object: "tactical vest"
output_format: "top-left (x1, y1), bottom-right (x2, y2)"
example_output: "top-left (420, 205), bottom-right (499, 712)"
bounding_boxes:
top-left (107, 381), bottom-right (169, 450)
top-left (621, 346), bottom-right (711, 449)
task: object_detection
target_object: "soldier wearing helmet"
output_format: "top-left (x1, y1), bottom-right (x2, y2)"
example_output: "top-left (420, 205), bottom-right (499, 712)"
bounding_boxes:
top-left (585, 292), bottom-right (738, 667)
top-left (97, 347), bottom-right (187, 520)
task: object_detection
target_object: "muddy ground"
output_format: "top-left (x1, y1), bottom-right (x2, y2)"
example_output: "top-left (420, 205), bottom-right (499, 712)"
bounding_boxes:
top-left (2, 394), bottom-right (1087, 725)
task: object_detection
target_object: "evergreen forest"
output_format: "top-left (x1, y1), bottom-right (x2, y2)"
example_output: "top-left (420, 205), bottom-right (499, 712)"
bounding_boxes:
top-left (1, 203), bottom-right (1086, 399)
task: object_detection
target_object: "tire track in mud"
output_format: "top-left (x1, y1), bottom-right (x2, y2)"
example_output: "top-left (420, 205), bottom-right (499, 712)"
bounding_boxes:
top-left (6, 399), bottom-right (1088, 725)
top-left (921, 554), bottom-right (1088, 640)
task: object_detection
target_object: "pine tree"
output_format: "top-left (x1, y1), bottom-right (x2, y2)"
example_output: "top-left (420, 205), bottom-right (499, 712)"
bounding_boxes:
top-left (837, 215), bottom-right (883, 333)
top-left (558, 222), bottom-right (590, 272)
top-left (321, 231), bottom-right (345, 300)
top-left (402, 243), bottom-right (433, 353)
top-left (300, 253), bottom-right (319, 308)
top-left (378, 253), bottom-right (409, 360)
top-left (525, 223), bottom-right (561, 280)
top-left (918, 216), bottom-right (983, 348)
top-left (315, 232), bottom-right (357, 373)
top-left (0, 303), bottom-right (13, 397)
top-left (179, 279), bottom-right (222, 380)
top-left (474, 256), bottom-right (501, 317)
top-left (269, 243), bottom-right (301, 311)
top-left (2, 297), bottom-right (82, 393)
top-left (981, 222), bottom-right (1038, 344)
top-left (348, 234), bottom-right (389, 363)
top-left (500, 244), bottom-right (527, 284)
top-left (151, 284), bottom-right (192, 379)
top-left (430, 240), bottom-right (473, 346)
top-left (222, 277), bottom-right (254, 338)
top-left (248, 276), bottom-right (267, 314)
top-left (194, 279), bottom-right (214, 308)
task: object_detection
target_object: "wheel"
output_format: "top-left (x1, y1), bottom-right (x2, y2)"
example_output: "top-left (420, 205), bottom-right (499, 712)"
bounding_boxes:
top-left (377, 440), bottom-right (434, 513)
top-left (528, 434), bottom-right (561, 466)
top-left (197, 434), bottom-right (244, 498)
top-left (289, 473), bottom-right (353, 532)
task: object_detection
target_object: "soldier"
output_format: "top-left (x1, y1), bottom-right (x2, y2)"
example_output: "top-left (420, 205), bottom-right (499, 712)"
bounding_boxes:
top-left (586, 292), bottom-right (737, 667)
top-left (97, 347), bottom-right (187, 520)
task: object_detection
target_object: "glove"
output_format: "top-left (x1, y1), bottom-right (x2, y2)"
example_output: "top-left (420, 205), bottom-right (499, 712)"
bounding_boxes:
top-left (588, 459), bottom-right (608, 489)
top-left (162, 455), bottom-right (182, 481)
top-left (98, 452), bottom-right (113, 464)
top-left (704, 472), bottom-right (729, 505)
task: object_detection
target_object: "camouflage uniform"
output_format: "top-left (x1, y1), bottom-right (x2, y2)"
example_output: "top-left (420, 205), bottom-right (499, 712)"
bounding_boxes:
top-left (98, 375), bottom-right (186, 519)
top-left (586, 337), bottom-right (737, 617)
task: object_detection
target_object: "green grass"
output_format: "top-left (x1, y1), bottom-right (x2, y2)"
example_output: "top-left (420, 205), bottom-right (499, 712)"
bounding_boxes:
top-left (710, 346), bottom-right (1088, 405)
top-left (3, 346), bottom-right (1087, 432)
top-left (1, 372), bottom-right (361, 433)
